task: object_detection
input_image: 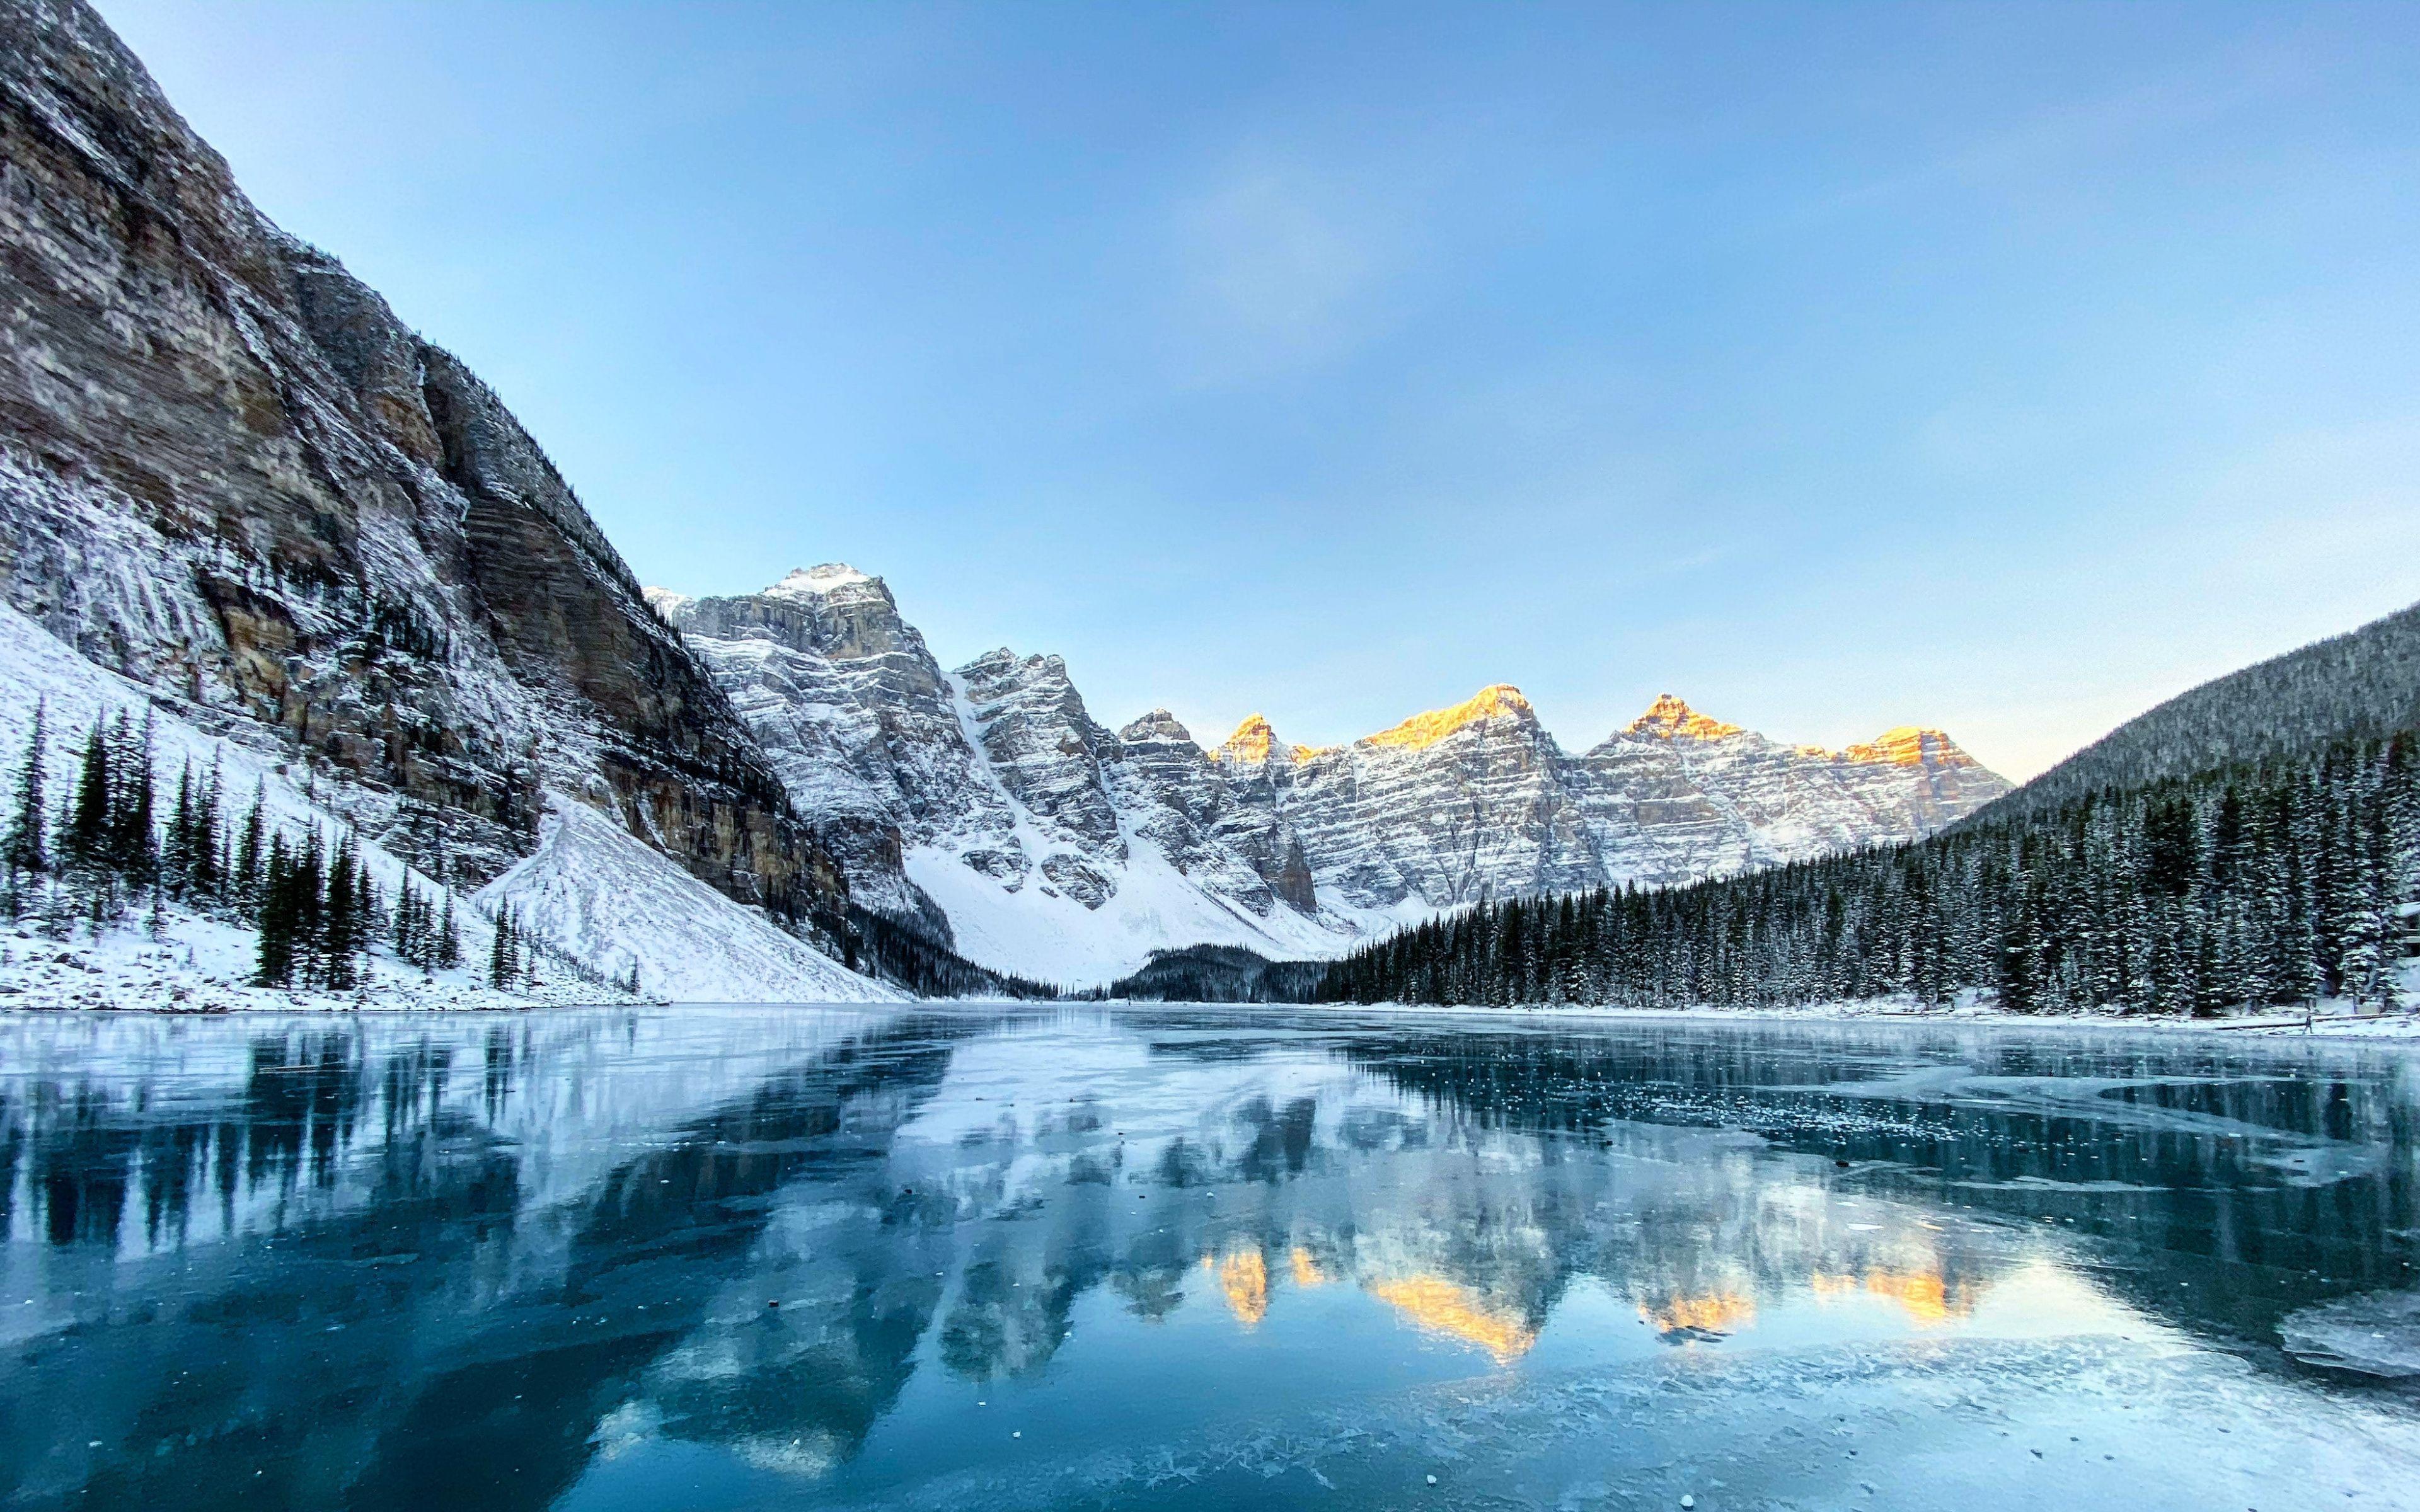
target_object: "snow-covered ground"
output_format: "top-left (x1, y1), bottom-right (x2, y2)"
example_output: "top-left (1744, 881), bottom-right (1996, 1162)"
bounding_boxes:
top-left (0, 597), bottom-right (899, 1011)
top-left (1284, 974), bottom-right (2420, 1043)
top-left (0, 907), bottom-right (613, 1013)
top-left (478, 799), bottom-right (900, 1005)
top-left (904, 834), bottom-right (1393, 986)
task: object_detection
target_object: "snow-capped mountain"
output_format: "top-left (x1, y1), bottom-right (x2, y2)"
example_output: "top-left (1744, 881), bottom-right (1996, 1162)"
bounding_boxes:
top-left (0, 0), bottom-right (2006, 999)
top-left (652, 571), bottom-right (1353, 983)
top-left (659, 569), bottom-right (2012, 982)
top-left (0, 0), bottom-right (892, 1001)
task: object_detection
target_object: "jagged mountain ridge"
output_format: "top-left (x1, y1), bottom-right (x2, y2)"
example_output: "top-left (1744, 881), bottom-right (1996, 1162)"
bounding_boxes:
top-left (0, 0), bottom-right (2003, 997)
top-left (0, 0), bottom-right (902, 998)
top-left (656, 567), bottom-right (2012, 982)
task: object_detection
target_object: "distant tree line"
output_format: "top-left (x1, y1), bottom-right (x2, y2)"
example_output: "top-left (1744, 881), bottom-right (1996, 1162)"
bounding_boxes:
top-left (836, 904), bottom-right (1068, 999)
top-left (1111, 944), bottom-right (1328, 1002)
top-left (1315, 731), bottom-right (2418, 1016)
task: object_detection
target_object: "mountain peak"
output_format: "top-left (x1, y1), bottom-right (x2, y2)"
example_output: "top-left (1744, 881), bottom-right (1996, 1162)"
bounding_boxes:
top-left (1218, 714), bottom-right (1293, 765)
top-left (765, 563), bottom-right (874, 599)
top-left (1628, 694), bottom-right (1744, 741)
top-left (1840, 726), bottom-right (1977, 769)
top-left (1120, 707), bottom-right (1196, 746)
top-left (1366, 685), bottom-right (1536, 752)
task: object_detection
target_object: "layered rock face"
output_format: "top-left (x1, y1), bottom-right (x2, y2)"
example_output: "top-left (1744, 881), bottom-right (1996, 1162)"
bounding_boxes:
top-left (657, 571), bottom-right (1329, 978)
top-left (1234, 686), bottom-right (1606, 911)
top-left (0, 0), bottom-right (844, 919)
top-left (1218, 690), bottom-right (2009, 912)
top-left (663, 568), bottom-right (2012, 980)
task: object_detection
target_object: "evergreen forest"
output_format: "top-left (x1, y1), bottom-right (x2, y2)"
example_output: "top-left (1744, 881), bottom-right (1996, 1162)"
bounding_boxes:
top-left (1315, 730), bottom-right (2418, 1014)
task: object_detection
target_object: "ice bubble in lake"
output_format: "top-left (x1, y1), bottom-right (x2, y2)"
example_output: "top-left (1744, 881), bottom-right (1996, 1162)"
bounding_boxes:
top-left (2279, 1289), bottom-right (2420, 1378)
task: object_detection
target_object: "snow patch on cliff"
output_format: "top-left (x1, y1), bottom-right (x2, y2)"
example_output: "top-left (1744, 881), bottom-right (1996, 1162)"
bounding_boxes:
top-left (904, 835), bottom-right (1357, 985)
top-left (477, 798), bottom-right (902, 1004)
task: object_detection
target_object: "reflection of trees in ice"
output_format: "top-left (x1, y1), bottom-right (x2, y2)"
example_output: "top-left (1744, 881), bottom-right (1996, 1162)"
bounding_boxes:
top-left (0, 1008), bottom-right (966, 1512)
top-left (4, 1007), bottom-right (2417, 1510)
top-left (843, 1020), bottom-right (2017, 1377)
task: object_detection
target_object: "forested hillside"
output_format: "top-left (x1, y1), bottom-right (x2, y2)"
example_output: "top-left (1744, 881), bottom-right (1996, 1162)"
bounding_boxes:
top-left (1976, 598), bottom-right (2420, 825)
top-left (1109, 944), bottom-right (1330, 1002)
top-left (1315, 730), bottom-right (2417, 1015)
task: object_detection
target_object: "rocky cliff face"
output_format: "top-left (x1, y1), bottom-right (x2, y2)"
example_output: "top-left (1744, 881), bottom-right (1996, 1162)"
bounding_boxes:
top-left (0, 0), bottom-right (845, 922)
top-left (1246, 685), bottom-right (1607, 911)
top-left (1217, 691), bottom-right (2010, 912)
top-left (657, 571), bottom-right (1340, 981)
top-left (662, 568), bottom-right (2013, 981)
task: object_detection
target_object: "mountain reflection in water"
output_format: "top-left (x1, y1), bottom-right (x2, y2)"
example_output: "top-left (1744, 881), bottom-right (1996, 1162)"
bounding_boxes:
top-left (3, 1005), bottom-right (2417, 1512)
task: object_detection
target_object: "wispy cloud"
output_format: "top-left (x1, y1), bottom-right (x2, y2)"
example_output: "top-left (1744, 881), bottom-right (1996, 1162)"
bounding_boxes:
top-left (1161, 161), bottom-right (1396, 386)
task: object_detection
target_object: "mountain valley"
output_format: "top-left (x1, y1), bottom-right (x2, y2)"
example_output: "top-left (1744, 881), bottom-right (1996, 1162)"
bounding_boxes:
top-left (657, 566), bottom-right (2010, 980)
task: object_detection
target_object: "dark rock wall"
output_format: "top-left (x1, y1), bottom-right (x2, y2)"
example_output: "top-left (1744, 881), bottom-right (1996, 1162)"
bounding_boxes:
top-left (0, 0), bottom-right (846, 914)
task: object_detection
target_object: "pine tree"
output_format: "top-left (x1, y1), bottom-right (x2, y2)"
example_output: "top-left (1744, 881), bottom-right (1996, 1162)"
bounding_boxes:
top-left (234, 782), bottom-right (266, 908)
top-left (191, 754), bottom-right (225, 901)
top-left (255, 833), bottom-right (296, 987)
top-left (488, 907), bottom-right (516, 988)
top-left (98, 711), bottom-right (153, 891)
top-left (292, 837), bottom-right (325, 987)
top-left (323, 833), bottom-right (359, 990)
top-left (394, 877), bottom-right (423, 967)
top-left (4, 697), bottom-right (50, 894)
top-left (164, 762), bottom-right (192, 897)
top-left (61, 717), bottom-right (112, 881)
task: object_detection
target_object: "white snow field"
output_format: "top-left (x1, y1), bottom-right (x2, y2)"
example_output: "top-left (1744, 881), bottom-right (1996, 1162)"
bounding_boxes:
top-left (478, 798), bottom-right (899, 1004)
top-left (902, 833), bottom-right (1389, 987)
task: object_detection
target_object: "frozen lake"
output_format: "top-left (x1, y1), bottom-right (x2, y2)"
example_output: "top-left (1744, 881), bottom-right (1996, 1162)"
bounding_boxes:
top-left (4, 1004), bottom-right (2419, 1509)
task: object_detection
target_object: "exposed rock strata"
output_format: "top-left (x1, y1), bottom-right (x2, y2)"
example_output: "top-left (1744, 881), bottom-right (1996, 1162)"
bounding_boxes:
top-left (0, 0), bottom-right (844, 919)
top-left (663, 568), bottom-right (2013, 978)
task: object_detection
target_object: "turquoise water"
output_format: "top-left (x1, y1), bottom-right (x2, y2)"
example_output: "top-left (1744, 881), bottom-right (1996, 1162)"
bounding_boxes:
top-left (3, 1005), bottom-right (2418, 1509)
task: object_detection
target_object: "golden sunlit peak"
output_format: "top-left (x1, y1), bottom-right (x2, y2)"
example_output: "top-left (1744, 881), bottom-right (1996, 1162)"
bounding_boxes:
top-left (1216, 714), bottom-right (1317, 767)
top-left (1840, 726), bottom-right (1973, 768)
top-left (1627, 693), bottom-right (1744, 741)
top-left (1364, 684), bottom-right (1535, 751)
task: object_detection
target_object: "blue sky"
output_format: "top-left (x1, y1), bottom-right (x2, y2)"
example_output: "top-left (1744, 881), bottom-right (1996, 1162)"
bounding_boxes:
top-left (98, 1), bottom-right (2420, 778)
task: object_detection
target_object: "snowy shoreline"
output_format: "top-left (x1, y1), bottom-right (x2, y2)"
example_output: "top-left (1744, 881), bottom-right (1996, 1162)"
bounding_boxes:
top-left (11, 937), bottom-right (2417, 1042)
top-left (1270, 994), bottom-right (2420, 1042)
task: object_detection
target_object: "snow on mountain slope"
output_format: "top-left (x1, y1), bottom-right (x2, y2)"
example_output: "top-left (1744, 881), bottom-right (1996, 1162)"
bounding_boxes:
top-left (0, 0), bottom-right (849, 935)
top-left (475, 799), bottom-right (902, 1004)
top-left (902, 832), bottom-right (1364, 987)
top-left (659, 570), bottom-right (2010, 984)
top-left (0, 597), bottom-right (541, 1007)
top-left (656, 570), bottom-right (1393, 980)
top-left (0, 597), bottom-right (889, 1006)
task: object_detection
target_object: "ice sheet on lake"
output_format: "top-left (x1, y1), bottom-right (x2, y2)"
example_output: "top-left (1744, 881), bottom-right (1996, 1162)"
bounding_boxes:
top-left (2280, 1289), bottom-right (2420, 1378)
